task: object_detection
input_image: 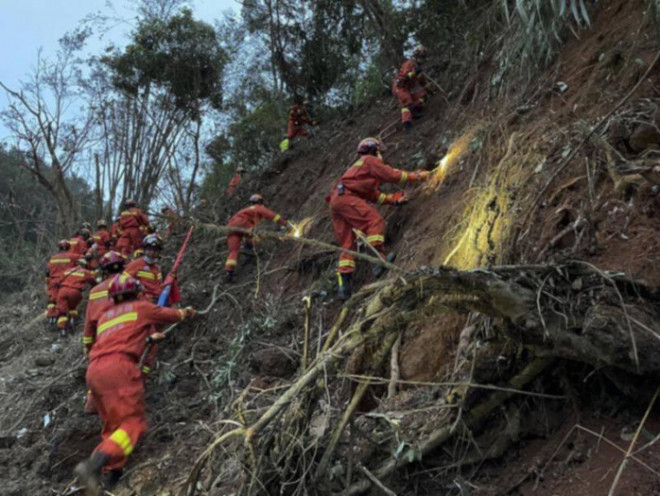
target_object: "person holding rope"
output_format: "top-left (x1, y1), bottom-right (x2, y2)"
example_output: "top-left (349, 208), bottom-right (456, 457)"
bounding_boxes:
top-left (327, 137), bottom-right (429, 300)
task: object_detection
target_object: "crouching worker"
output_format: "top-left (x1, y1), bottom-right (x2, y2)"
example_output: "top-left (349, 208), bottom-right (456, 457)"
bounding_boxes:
top-left (74, 274), bottom-right (195, 494)
top-left (224, 194), bottom-right (291, 283)
top-left (328, 137), bottom-right (429, 300)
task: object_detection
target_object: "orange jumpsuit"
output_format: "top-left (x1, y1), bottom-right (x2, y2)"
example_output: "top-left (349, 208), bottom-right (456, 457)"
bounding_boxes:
top-left (226, 173), bottom-right (242, 196)
top-left (116, 208), bottom-right (149, 257)
top-left (286, 105), bottom-right (313, 139)
top-left (124, 257), bottom-right (163, 302)
top-left (225, 205), bottom-right (287, 273)
top-left (87, 229), bottom-right (112, 270)
top-left (392, 59), bottom-right (428, 124)
top-left (46, 252), bottom-right (81, 319)
top-left (56, 266), bottom-right (97, 330)
top-left (328, 155), bottom-right (424, 274)
top-left (87, 301), bottom-right (186, 472)
top-left (68, 235), bottom-right (89, 257)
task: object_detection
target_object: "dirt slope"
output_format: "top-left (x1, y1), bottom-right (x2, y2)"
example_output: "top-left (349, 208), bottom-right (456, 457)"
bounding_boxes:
top-left (1, 0), bottom-right (660, 494)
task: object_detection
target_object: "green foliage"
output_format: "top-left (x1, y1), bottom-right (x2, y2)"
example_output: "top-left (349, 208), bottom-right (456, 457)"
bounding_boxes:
top-left (200, 100), bottom-right (284, 196)
top-left (0, 146), bottom-right (95, 299)
top-left (353, 62), bottom-right (386, 106)
top-left (498, 0), bottom-right (594, 77)
top-left (103, 8), bottom-right (227, 114)
top-left (207, 315), bottom-right (278, 404)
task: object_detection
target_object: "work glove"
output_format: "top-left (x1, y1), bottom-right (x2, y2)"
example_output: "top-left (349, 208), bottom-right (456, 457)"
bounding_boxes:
top-left (312, 121), bottom-right (318, 127)
top-left (389, 191), bottom-right (409, 206)
top-left (184, 306), bottom-right (196, 319)
top-left (418, 170), bottom-right (431, 181)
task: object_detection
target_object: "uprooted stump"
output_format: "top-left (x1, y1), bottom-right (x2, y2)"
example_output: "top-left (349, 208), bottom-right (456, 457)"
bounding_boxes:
top-left (184, 262), bottom-right (660, 495)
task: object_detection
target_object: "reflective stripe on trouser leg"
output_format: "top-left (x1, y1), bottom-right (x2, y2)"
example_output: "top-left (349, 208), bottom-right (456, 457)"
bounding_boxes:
top-left (225, 232), bottom-right (242, 272)
top-left (337, 256), bottom-right (355, 274)
top-left (401, 107), bottom-right (412, 124)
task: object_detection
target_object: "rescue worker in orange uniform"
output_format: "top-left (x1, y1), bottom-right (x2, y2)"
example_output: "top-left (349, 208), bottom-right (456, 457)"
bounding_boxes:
top-left (225, 194), bottom-right (290, 283)
top-left (116, 199), bottom-right (149, 257)
top-left (69, 228), bottom-right (92, 256)
top-left (392, 45), bottom-right (429, 130)
top-left (82, 251), bottom-right (127, 415)
top-left (226, 167), bottom-right (246, 196)
top-left (123, 234), bottom-right (164, 302)
top-left (87, 220), bottom-right (112, 271)
top-left (45, 240), bottom-right (81, 326)
top-left (74, 274), bottom-right (195, 493)
top-left (286, 99), bottom-right (315, 140)
top-left (328, 137), bottom-right (429, 299)
top-left (56, 258), bottom-right (97, 334)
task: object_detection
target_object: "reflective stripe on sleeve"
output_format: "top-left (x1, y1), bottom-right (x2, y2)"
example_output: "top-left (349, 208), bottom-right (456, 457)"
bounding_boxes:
top-left (136, 270), bottom-right (156, 280)
top-left (399, 171), bottom-right (408, 185)
top-left (109, 428), bottom-right (134, 456)
top-left (338, 260), bottom-right (356, 268)
top-left (82, 336), bottom-right (94, 344)
top-left (377, 193), bottom-right (387, 205)
top-left (273, 214), bottom-right (281, 223)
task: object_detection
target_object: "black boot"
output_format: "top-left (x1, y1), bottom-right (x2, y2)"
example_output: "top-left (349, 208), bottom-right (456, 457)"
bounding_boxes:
top-left (225, 271), bottom-right (235, 283)
top-left (372, 252), bottom-right (396, 278)
top-left (103, 469), bottom-right (123, 489)
top-left (403, 121), bottom-right (413, 131)
top-left (337, 272), bottom-right (352, 301)
top-left (74, 451), bottom-right (109, 496)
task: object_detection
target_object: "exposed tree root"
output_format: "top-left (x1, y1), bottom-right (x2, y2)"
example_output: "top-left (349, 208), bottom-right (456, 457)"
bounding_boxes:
top-left (184, 262), bottom-right (660, 495)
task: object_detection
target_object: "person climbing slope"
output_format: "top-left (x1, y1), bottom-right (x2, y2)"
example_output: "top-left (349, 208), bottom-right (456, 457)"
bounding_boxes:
top-left (327, 137), bottom-right (429, 300)
top-left (45, 240), bottom-right (81, 326)
top-left (74, 274), bottom-right (195, 494)
top-left (392, 44), bottom-right (430, 130)
top-left (123, 234), bottom-right (165, 302)
top-left (56, 258), bottom-right (97, 335)
top-left (69, 228), bottom-right (92, 257)
top-left (287, 98), bottom-right (316, 140)
top-left (224, 194), bottom-right (291, 283)
top-left (82, 251), bottom-right (127, 414)
top-left (116, 199), bottom-right (149, 257)
top-left (226, 167), bottom-right (246, 196)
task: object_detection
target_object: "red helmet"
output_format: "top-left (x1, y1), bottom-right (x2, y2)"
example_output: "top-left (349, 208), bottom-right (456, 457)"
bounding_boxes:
top-left (108, 274), bottom-right (142, 300)
top-left (100, 251), bottom-right (126, 272)
top-left (249, 194), bottom-right (265, 205)
top-left (58, 239), bottom-right (71, 251)
top-left (143, 234), bottom-right (163, 250)
top-left (356, 137), bottom-right (384, 156)
top-left (413, 44), bottom-right (427, 60)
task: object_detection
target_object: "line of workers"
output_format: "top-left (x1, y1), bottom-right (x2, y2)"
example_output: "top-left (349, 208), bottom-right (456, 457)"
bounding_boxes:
top-left (59, 44), bottom-right (433, 495)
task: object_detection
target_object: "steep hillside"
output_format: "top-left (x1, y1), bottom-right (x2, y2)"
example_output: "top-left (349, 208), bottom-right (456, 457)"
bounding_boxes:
top-left (1, 0), bottom-right (659, 495)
